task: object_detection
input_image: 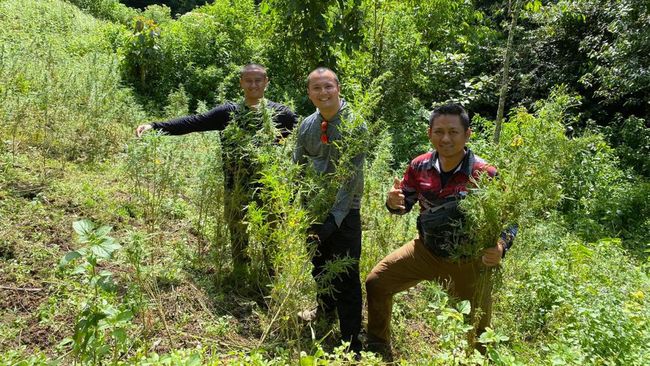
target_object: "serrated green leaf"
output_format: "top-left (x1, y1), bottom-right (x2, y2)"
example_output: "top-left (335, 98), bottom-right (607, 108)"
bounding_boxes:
top-left (94, 225), bottom-right (113, 237)
top-left (90, 245), bottom-right (108, 259)
top-left (72, 265), bottom-right (86, 275)
top-left (60, 251), bottom-right (82, 267)
top-left (96, 274), bottom-right (115, 292)
top-left (457, 300), bottom-right (471, 315)
top-left (73, 219), bottom-right (94, 237)
top-left (112, 328), bottom-right (127, 343)
top-left (115, 310), bottom-right (134, 323)
top-left (90, 238), bottom-right (121, 259)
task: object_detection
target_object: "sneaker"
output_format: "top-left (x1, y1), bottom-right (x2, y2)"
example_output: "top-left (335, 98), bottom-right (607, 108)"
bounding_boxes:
top-left (297, 308), bottom-right (337, 327)
top-left (298, 308), bottom-right (319, 322)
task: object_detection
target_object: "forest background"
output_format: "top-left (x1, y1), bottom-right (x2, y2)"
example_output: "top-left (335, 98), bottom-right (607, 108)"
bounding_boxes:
top-left (1, 0), bottom-right (649, 364)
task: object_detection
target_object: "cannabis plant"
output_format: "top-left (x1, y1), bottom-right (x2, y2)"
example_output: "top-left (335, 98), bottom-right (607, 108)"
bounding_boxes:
top-left (59, 219), bottom-right (134, 365)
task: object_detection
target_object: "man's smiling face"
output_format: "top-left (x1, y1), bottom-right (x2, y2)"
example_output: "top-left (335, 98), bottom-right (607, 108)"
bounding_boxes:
top-left (428, 114), bottom-right (471, 160)
top-left (240, 69), bottom-right (268, 101)
top-left (307, 70), bottom-right (340, 115)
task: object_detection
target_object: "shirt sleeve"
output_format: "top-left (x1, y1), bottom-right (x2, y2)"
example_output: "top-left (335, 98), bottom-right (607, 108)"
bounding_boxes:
top-left (151, 103), bottom-right (236, 135)
top-left (387, 163), bottom-right (418, 215)
top-left (274, 105), bottom-right (298, 138)
top-left (500, 224), bottom-right (518, 257)
top-left (292, 121), bottom-right (308, 165)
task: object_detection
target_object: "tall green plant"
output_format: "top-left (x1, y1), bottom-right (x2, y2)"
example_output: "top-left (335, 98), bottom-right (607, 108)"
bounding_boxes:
top-left (59, 220), bottom-right (134, 365)
top-left (122, 16), bottom-right (162, 89)
top-left (236, 105), bottom-right (314, 349)
top-left (459, 88), bottom-right (574, 259)
top-left (125, 130), bottom-right (186, 235)
top-left (360, 130), bottom-right (417, 275)
top-left (188, 131), bottom-right (228, 273)
top-left (449, 89), bottom-right (572, 343)
top-left (244, 100), bottom-right (378, 354)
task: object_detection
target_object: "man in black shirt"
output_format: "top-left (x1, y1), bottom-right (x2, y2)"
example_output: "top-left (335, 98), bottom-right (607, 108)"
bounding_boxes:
top-left (135, 63), bottom-right (297, 269)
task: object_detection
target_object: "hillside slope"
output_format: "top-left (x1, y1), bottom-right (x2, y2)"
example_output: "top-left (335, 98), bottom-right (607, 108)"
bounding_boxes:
top-left (1, 1), bottom-right (649, 365)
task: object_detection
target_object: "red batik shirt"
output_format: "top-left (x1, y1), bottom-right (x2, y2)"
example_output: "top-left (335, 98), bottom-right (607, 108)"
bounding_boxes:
top-left (390, 148), bottom-right (497, 215)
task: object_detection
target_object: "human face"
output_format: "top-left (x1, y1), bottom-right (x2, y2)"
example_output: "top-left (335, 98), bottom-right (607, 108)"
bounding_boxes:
top-left (307, 71), bottom-right (340, 117)
top-left (428, 114), bottom-right (471, 161)
top-left (240, 69), bottom-right (268, 103)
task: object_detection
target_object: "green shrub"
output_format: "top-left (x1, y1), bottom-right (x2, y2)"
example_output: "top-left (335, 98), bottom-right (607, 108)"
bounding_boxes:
top-left (120, 0), bottom-right (260, 107)
top-left (605, 115), bottom-right (650, 177)
top-left (0, 0), bottom-right (144, 162)
top-left (140, 4), bottom-right (173, 25)
top-left (559, 128), bottom-right (650, 250)
top-left (59, 220), bottom-right (135, 365)
top-left (120, 16), bottom-right (163, 91)
top-left (500, 232), bottom-right (650, 365)
top-left (125, 130), bottom-right (188, 233)
top-left (66, 0), bottom-right (138, 25)
top-left (455, 88), bottom-right (571, 260)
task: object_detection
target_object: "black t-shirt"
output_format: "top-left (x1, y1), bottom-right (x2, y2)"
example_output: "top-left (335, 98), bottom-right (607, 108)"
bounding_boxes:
top-left (439, 160), bottom-right (463, 188)
top-left (151, 100), bottom-right (297, 192)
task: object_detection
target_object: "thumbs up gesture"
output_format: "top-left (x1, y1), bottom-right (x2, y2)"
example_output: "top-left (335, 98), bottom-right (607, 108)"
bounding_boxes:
top-left (387, 177), bottom-right (405, 210)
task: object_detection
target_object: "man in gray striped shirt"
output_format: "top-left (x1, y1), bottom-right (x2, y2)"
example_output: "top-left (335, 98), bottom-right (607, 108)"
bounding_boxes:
top-left (293, 67), bottom-right (366, 354)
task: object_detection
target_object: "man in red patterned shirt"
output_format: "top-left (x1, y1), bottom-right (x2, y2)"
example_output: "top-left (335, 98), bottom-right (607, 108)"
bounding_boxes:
top-left (365, 103), bottom-right (515, 359)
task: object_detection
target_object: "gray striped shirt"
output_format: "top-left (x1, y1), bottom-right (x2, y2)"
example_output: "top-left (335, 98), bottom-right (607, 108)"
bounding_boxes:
top-left (293, 100), bottom-right (365, 226)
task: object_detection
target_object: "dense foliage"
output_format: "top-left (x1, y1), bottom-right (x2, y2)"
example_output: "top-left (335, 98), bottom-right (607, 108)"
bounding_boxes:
top-left (1, 0), bottom-right (648, 365)
top-left (120, 0), bottom-right (211, 15)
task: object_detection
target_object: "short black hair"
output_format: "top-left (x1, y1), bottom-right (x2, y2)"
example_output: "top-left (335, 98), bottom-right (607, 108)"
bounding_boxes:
top-left (307, 67), bottom-right (340, 87)
top-left (429, 103), bottom-right (470, 130)
top-left (240, 63), bottom-right (267, 78)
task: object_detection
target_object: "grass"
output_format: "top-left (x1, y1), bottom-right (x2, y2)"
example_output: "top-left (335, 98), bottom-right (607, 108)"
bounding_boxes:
top-left (1, 1), bottom-right (649, 365)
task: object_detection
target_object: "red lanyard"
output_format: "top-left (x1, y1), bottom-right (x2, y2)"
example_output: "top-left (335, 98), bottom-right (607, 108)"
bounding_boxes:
top-left (320, 120), bottom-right (329, 144)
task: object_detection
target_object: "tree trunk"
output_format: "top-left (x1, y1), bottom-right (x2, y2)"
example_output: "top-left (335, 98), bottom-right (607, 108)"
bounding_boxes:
top-left (494, 0), bottom-right (522, 144)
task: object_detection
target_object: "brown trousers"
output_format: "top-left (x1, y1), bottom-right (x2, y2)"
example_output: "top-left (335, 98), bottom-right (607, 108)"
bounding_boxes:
top-left (365, 237), bottom-right (493, 344)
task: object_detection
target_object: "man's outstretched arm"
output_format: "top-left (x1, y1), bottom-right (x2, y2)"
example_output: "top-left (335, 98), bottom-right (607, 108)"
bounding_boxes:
top-left (135, 103), bottom-right (237, 137)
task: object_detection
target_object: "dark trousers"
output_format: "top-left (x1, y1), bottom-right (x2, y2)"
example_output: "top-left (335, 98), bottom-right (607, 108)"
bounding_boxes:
top-left (223, 161), bottom-right (258, 267)
top-left (224, 186), bottom-right (250, 266)
top-left (311, 209), bottom-right (362, 352)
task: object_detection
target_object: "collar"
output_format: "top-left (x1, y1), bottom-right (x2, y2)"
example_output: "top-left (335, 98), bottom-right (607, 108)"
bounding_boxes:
top-left (240, 98), bottom-right (268, 110)
top-left (316, 99), bottom-right (347, 124)
top-left (430, 148), bottom-right (474, 176)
